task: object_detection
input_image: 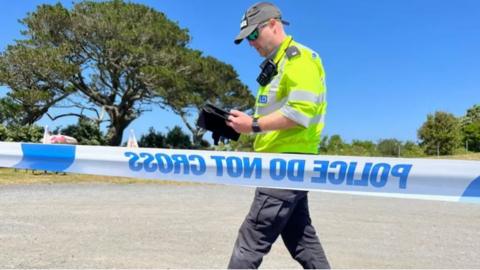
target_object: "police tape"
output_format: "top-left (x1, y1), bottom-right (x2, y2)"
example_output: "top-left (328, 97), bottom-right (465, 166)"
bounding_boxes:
top-left (0, 141), bottom-right (479, 203)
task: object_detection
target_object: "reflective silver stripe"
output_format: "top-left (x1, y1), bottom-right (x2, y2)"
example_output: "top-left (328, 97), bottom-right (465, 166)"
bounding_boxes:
top-left (280, 106), bottom-right (326, 127)
top-left (280, 106), bottom-right (312, 127)
top-left (257, 90), bottom-right (326, 116)
top-left (266, 91), bottom-right (278, 105)
top-left (267, 57), bottom-right (287, 93)
top-left (257, 97), bottom-right (287, 115)
top-left (311, 113), bottom-right (326, 125)
top-left (288, 90), bottom-right (325, 103)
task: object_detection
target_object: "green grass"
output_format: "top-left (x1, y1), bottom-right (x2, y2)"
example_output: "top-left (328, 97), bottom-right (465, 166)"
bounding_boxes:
top-left (431, 152), bottom-right (480, 160)
top-left (0, 168), bottom-right (198, 186)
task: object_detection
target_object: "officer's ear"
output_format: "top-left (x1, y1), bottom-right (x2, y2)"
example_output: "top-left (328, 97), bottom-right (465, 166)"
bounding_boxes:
top-left (267, 18), bottom-right (277, 29)
top-left (270, 19), bottom-right (283, 34)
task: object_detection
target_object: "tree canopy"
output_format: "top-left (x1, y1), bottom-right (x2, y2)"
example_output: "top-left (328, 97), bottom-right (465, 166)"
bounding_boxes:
top-left (417, 111), bottom-right (462, 155)
top-left (461, 104), bottom-right (480, 152)
top-left (0, 0), bottom-right (253, 146)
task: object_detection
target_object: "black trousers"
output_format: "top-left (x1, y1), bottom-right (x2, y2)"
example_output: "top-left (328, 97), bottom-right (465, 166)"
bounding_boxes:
top-left (228, 188), bottom-right (330, 269)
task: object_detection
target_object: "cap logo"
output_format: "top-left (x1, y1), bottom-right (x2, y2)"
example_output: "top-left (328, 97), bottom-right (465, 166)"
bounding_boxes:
top-left (240, 19), bottom-right (247, 29)
top-left (240, 14), bottom-right (248, 29)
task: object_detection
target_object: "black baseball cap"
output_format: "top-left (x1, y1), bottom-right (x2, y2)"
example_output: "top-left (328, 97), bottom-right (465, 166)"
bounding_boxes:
top-left (234, 2), bottom-right (289, 44)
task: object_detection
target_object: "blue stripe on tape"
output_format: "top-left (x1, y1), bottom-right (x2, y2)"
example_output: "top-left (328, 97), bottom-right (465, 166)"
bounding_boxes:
top-left (14, 143), bottom-right (76, 172)
top-left (462, 176), bottom-right (480, 197)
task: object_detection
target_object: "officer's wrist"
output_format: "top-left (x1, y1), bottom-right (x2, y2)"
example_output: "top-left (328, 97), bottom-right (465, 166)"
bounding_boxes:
top-left (252, 117), bottom-right (262, 133)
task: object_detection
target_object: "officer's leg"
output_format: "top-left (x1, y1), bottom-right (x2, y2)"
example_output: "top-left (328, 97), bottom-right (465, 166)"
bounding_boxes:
top-left (281, 195), bottom-right (330, 269)
top-left (228, 190), bottom-right (293, 269)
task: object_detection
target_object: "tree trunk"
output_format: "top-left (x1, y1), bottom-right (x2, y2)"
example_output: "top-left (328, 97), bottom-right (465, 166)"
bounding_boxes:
top-left (176, 109), bottom-right (206, 149)
top-left (192, 129), bottom-right (206, 148)
top-left (104, 107), bottom-right (136, 146)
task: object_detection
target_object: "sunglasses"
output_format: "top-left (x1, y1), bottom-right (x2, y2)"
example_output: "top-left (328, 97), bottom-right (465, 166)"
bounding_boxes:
top-left (246, 21), bottom-right (270, 41)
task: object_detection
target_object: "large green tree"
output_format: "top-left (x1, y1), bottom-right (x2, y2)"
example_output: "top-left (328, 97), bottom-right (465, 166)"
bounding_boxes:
top-left (417, 111), bottom-right (462, 155)
top-left (0, 0), bottom-right (252, 146)
top-left (0, 1), bottom-right (189, 145)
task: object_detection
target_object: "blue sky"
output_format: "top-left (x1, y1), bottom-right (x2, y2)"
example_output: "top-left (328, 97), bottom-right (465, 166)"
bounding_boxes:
top-left (0, 0), bottom-right (479, 143)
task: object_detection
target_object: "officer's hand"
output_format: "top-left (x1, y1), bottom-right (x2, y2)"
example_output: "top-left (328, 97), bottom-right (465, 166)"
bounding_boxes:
top-left (226, 110), bottom-right (253, 134)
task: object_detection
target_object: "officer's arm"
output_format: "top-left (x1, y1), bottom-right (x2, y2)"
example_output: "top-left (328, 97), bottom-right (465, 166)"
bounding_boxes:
top-left (256, 111), bottom-right (298, 131)
top-left (228, 109), bottom-right (297, 133)
top-left (278, 52), bottom-right (325, 128)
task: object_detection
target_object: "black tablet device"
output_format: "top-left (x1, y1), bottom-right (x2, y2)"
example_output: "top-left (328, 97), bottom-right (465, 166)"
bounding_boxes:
top-left (197, 103), bottom-right (240, 145)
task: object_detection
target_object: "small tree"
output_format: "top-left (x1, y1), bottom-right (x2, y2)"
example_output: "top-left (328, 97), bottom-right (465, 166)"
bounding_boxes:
top-left (402, 141), bottom-right (425, 157)
top-left (461, 104), bottom-right (480, 152)
top-left (350, 140), bottom-right (377, 156)
top-left (165, 126), bottom-right (192, 149)
top-left (138, 127), bottom-right (167, 148)
top-left (418, 111), bottom-right (461, 155)
top-left (326, 134), bottom-right (347, 155)
top-left (318, 135), bottom-right (329, 154)
top-left (61, 117), bottom-right (105, 145)
top-left (462, 121), bottom-right (480, 152)
top-left (377, 138), bottom-right (402, 157)
top-left (5, 124), bottom-right (44, 142)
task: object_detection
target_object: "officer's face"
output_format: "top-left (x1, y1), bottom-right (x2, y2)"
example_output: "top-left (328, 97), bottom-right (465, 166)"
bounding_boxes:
top-left (248, 20), bottom-right (276, 57)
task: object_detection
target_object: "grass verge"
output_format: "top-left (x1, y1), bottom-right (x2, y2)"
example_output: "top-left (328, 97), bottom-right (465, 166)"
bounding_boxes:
top-left (432, 153), bottom-right (480, 160)
top-left (0, 168), bottom-right (196, 186)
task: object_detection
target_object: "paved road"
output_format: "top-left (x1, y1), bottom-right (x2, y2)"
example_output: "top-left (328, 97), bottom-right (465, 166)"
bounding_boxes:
top-left (0, 183), bottom-right (479, 268)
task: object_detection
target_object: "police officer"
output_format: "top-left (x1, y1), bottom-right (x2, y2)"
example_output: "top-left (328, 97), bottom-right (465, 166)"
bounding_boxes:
top-left (226, 2), bottom-right (330, 269)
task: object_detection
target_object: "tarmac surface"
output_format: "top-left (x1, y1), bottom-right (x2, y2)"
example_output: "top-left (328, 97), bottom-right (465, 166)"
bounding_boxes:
top-left (0, 183), bottom-right (479, 268)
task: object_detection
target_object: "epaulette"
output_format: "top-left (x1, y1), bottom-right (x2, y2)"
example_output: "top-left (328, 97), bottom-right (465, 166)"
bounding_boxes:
top-left (285, 46), bottom-right (301, 60)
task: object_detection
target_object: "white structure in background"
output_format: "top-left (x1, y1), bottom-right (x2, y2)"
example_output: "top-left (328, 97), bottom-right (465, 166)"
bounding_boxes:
top-left (42, 125), bottom-right (51, 144)
top-left (42, 125), bottom-right (78, 145)
top-left (127, 129), bottom-right (139, 148)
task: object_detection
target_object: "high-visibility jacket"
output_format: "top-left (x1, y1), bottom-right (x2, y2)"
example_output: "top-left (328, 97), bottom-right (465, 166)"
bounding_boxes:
top-left (253, 36), bottom-right (327, 154)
